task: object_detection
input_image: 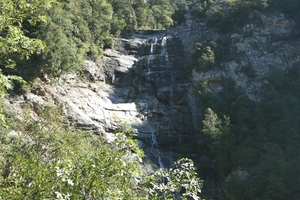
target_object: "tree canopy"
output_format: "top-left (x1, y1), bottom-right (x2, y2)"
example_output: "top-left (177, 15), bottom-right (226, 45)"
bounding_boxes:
top-left (0, 0), bottom-right (54, 95)
top-left (2, 0), bottom-right (300, 199)
top-left (0, 2), bottom-right (204, 199)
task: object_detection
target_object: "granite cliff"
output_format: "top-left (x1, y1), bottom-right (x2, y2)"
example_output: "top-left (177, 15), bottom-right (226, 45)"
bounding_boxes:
top-left (7, 9), bottom-right (300, 174)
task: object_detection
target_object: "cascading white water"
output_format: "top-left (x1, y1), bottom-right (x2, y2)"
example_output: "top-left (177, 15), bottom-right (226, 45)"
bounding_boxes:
top-left (140, 33), bottom-right (195, 169)
top-left (160, 36), bottom-right (168, 58)
top-left (161, 36), bottom-right (175, 105)
top-left (157, 35), bottom-right (177, 167)
top-left (145, 35), bottom-right (168, 169)
top-left (150, 130), bottom-right (164, 168)
top-left (146, 38), bottom-right (157, 84)
top-left (150, 38), bottom-right (157, 53)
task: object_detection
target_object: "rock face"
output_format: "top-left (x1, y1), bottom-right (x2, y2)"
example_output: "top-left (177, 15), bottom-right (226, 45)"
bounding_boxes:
top-left (8, 10), bottom-right (300, 171)
top-left (7, 31), bottom-right (201, 170)
top-left (183, 11), bottom-right (300, 100)
top-left (96, 31), bottom-right (203, 168)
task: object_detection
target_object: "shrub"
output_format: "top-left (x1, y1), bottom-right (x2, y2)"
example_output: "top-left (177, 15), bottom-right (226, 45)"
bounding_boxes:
top-left (241, 65), bottom-right (256, 79)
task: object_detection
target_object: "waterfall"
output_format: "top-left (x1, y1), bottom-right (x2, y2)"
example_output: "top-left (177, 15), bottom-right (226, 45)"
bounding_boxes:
top-left (160, 36), bottom-right (175, 100)
top-left (57, 30), bottom-right (202, 174)
top-left (160, 36), bottom-right (168, 59)
top-left (146, 38), bottom-right (157, 86)
top-left (130, 31), bottom-right (198, 170)
top-left (150, 38), bottom-right (157, 53)
top-left (151, 130), bottom-right (164, 168)
top-left (143, 34), bottom-right (170, 169)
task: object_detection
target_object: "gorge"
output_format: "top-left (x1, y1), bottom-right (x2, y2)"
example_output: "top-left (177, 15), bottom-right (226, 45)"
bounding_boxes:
top-left (18, 30), bottom-right (204, 171)
top-left (6, 6), bottom-right (300, 199)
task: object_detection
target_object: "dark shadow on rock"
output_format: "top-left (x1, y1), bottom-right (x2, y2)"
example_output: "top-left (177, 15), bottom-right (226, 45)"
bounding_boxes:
top-left (99, 31), bottom-right (203, 170)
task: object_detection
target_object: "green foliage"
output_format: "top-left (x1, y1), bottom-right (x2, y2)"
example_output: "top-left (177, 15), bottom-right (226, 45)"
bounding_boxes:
top-left (200, 0), bottom-right (270, 33)
top-left (115, 122), bottom-right (145, 158)
top-left (1, 0), bottom-right (181, 81)
top-left (0, 0), bottom-right (53, 96)
top-left (148, 0), bottom-right (177, 29)
top-left (196, 70), bottom-right (300, 199)
top-left (0, 0), bottom-right (53, 66)
top-left (230, 0), bottom-right (267, 28)
top-left (190, 0), bottom-right (211, 18)
top-left (202, 108), bottom-right (223, 140)
top-left (146, 158), bottom-right (203, 200)
top-left (0, 0), bottom-right (54, 129)
top-left (206, 5), bottom-right (234, 33)
top-left (192, 42), bottom-right (216, 72)
top-left (134, 0), bottom-right (154, 29)
top-left (231, 0), bottom-right (268, 10)
top-left (197, 81), bottom-right (219, 111)
top-left (0, 99), bottom-right (10, 129)
top-left (0, 104), bottom-right (204, 199)
top-left (33, 0), bottom-right (117, 77)
top-left (107, 0), bottom-right (177, 31)
top-left (191, 38), bottom-right (232, 73)
top-left (109, 0), bottom-right (138, 30)
top-left (255, 142), bottom-right (291, 199)
top-left (202, 0), bottom-right (300, 34)
top-left (202, 107), bottom-right (232, 174)
top-left (0, 106), bottom-right (143, 199)
top-left (171, 0), bottom-right (189, 24)
top-left (241, 65), bottom-right (256, 79)
top-left (18, 0), bottom-right (180, 77)
top-left (223, 172), bottom-right (256, 200)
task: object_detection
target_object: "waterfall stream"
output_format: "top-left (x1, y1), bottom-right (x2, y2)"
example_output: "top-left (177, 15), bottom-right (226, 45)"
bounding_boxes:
top-left (144, 34), bottom-right (169, 169)
top-left (101, 31), bottom-right (202, 170)
top-left (150, 130), bottom-right (164, 168)
top-left (139, 35), bottom-right (174, 168)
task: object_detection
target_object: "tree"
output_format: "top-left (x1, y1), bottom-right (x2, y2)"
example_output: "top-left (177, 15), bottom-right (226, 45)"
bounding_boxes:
top-left (192, 42), bottom-right (217, 72)
top-left (133, 0), bottom-right (155, 29)
top-left (108, 0), bottom-right (138, 30)
top-left (0, 106), bottom-right (144, 199)
top-left (0, 105), bottom-right (205, 199)
top-left (0, 0), bottom-right (54, 130)
top-left (35, 0), bottom-right (117, 77)
top-left (146, 158), bottom-right (203, 200)
top-left (0, 0), bottom-right (54, 95)
top-left (202, 108), bottom-right (222, 140)
top-left (149, 0), bottom-right (176, 29)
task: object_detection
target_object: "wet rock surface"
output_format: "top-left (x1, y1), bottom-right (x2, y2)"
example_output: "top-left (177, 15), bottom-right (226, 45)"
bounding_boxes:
top-left (7, 11), bottom-right (300, 173)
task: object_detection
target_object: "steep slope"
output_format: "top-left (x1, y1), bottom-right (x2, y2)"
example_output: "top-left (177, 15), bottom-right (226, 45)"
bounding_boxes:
top-left (6, 7), bottom-right (300, 199)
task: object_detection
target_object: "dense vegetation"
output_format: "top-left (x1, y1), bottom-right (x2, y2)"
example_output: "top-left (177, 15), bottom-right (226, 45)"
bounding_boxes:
top-left (0, 0), bottom-right (186, 80)
top-left (21, 0), bottom-right (178, 77)
top-left (0, 1), bottom-right (203, 199)
top-left (2, 0), bottom-right (300, 199)
top-left (0, 105), bottom-right (203, 199)
top-left (196, 69), bottom-right (300, 199)
top-left (189, 1), bottom-right (300, 199)
top-left (186, 0), bottom-right (300, 199)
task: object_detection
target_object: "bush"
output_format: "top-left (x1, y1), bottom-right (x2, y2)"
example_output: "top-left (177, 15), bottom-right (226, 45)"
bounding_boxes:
top-left (0, 105), bottom-right (205, 199)
top-left (206, 6), bottom-right (234, 33)
top-left (241, 65), bottom-right (256, 79)
top-left (192, 43), bottom-right (216, 72)
top-left (0, 106), bottom-right (143, 199)
top-left (145, 158), bottom-right (203, 200)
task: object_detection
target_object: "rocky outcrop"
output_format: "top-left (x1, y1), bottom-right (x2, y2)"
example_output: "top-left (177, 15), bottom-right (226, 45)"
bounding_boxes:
top-left (170, 10), bottom-right (300, 100)
top-left (6, 31), bottom-right (202, 169)
top-left (99, 32), bottom-right (203, 167)
top-left (7, 9), bottom-right (300, 171)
